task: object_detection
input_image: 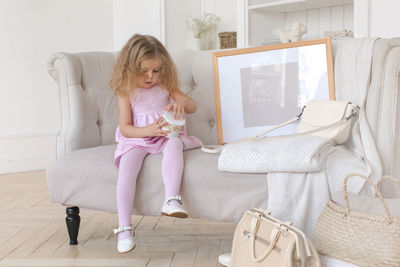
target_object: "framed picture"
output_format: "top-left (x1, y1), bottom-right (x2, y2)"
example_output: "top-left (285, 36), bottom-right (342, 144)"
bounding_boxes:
top-left (213, 38), bottom-right (334, 144)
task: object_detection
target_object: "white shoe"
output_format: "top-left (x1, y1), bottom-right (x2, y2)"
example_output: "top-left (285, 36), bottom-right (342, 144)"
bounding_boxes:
top-left (218, 252), bottom-right (231, 267)
top-left (161, 195), bottom-right (188, 218)
top-left (113, 225), bottom-right (136, 253)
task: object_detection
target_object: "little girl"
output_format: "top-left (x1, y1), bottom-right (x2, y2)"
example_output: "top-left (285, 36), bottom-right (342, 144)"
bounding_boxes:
top-left (109, 34), bottom-right (202, 253)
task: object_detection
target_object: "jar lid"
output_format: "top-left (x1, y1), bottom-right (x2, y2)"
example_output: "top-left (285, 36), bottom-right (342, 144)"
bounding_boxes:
top-left (161, 111), bottom-right (186, 126)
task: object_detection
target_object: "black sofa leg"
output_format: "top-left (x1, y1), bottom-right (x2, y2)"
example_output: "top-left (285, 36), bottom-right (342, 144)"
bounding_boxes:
top-left (65, 206), bottom-right (80, 245)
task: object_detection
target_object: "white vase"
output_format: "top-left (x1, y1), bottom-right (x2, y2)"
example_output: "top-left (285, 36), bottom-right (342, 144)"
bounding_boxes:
top-left (192, 38), bottom-right (202, 51)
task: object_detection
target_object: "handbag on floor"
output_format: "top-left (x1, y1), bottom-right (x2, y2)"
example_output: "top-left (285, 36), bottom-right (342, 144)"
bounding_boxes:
top-left (311, 173), bottom-right (400, 267)
top-left (231, 208), bottom-right (321, 267)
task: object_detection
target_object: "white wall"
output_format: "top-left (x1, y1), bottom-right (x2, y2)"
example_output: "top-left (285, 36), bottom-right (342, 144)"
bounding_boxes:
top-left (0, 0), bottom-right (113, 174)
top-left (369, 0), bottom-right (400, 38)
top-left (113, 0), bottom-right (164, 51)
top-left (165, 0), bottom-right (201, 52)
top-left (354, 0), bottom-right (400, 38)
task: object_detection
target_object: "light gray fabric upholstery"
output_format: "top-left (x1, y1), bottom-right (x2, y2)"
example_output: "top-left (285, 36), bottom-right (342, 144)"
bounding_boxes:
top-left (48, 52), bottom-right (118, 158)
top-left (186, 51), bottom-right (218, 144)
top-left (332, 38), bottom-right (400, 196)
top-left (46, 145), bottom-right (268, 223)
top-left (365, 39), bottom-right (400, 182)
top-left (46, 38), bottom-right (400, 222)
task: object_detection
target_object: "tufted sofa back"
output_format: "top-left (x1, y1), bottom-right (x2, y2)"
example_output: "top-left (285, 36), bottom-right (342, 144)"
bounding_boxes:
top-left (48, 52), bottom-right (118, 157)
top-left (48, 50), bottom-right (199, 158)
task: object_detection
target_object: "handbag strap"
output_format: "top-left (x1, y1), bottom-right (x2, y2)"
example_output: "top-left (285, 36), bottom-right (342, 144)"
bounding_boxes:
top-left (343, 173), bottom-right (393, 224)
top-left (235, 103), bottom-right (359, 143)
top-left (200, 144), bottom-right (223, 154)
top-left (249, 216), bottom-right (282, 262)
top-left (255, 116), bottom-right (301, 138)
top-left (250, 209), bottom-right (312, 258)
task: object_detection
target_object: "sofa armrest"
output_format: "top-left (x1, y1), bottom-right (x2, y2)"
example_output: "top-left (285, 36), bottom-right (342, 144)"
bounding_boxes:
top-left (47, 52), bottom-right (118, 158)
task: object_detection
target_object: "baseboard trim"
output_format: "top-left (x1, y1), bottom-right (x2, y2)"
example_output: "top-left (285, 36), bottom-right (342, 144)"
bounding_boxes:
top-left (0, 155), bottom-right (55, 175)
top-left (0, 130), bottom-right (58, 140)
top-left (0, 133), bottom-right (56, 174)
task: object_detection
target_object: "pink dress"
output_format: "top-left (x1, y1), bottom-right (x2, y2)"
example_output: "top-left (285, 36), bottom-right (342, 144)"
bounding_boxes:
top-left (114, 85), bottom-right (203, 167)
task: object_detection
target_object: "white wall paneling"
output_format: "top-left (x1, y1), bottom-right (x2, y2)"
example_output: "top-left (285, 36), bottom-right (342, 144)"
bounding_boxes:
top-left (331, 5), bottom-right (344, 32)
top-left (239, 1), bottom-right (354, 47)
top-left (286, 9), bottom-right (306, 38)
top-left (317, 7), bottom-right (331, 37)
top-left (306, 9), bottom-right (319, 40)
top-left (343, 4), bottom-right (354, 32)
top-left (249, 10), bottom-right (285, 46)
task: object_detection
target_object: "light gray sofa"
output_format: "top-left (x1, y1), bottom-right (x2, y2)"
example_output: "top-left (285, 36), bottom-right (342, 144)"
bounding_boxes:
top-left (47, 38), bottom-right (400, 245)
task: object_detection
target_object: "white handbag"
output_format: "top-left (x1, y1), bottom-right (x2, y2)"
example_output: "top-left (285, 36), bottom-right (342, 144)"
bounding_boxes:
top-left (231, 208), bottom-right (321, 267)
top-left (296, 100), bottom-right (358, 144)
top-left (202, 100), bottom-right (359, 173)
top-left (246, 99), bottom-right (359, 145)
top-left (202, 100), bottom-right (359, 154)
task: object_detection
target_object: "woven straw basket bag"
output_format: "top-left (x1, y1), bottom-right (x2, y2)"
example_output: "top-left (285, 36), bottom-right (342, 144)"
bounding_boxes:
top-left (311, 173), bottom-right (400, 267)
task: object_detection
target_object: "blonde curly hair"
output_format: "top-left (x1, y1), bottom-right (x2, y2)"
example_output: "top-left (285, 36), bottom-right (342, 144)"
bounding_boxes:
top-left (110, 34), bottom-right (178, 96)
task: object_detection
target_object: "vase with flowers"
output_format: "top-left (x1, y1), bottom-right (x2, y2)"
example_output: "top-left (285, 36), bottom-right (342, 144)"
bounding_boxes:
top-left (186, 13), bottom-right (220, 51)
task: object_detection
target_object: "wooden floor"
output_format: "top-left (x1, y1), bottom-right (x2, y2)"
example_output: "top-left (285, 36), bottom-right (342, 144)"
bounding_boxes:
top-left (0, 170), bottom-right (235, 267)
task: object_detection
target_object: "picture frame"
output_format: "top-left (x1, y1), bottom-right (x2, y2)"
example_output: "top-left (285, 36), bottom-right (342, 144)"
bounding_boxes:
top-left (212, 38), bottom-right (335, 144)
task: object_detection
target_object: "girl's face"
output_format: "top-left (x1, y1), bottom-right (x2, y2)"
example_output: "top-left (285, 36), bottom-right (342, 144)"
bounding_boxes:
top-left (139, 58), bottom-right (161, 89)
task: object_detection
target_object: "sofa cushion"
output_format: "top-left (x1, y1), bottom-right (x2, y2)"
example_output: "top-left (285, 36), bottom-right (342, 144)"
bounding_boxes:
top-left (47, 145), bottom-right (269, 223)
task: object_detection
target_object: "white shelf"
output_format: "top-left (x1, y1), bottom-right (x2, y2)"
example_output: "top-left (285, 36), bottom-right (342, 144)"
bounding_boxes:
top-left (249, 0), bottom-right (353, 12)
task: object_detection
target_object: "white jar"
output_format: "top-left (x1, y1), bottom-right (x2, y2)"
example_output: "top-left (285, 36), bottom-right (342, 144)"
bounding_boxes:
top-left (159, 111), bottom-right (185, 137)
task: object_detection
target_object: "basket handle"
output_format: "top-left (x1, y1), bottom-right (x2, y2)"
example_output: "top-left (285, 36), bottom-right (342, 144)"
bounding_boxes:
top-left (375, 175), bottom-right (400, 197)
top-left (343, 173), bottom-right (393, 224)
top-left (249, 217), bottom-right (281, 262)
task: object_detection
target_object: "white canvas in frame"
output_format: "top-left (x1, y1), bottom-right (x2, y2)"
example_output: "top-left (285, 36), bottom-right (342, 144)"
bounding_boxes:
top-left (212, 38), bottom-right (335, 144)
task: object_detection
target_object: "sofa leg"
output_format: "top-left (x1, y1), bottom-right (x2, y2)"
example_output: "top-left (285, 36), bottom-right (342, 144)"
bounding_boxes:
top-left (65, 206), bottom-right (80, 245)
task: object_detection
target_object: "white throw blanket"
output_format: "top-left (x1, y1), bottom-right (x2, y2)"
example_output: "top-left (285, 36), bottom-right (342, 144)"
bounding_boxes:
top-left (267, 146), bottom-right (370, 236)
top-left (267, 38), bottom-right (382, 240)
top-left (333, 37), bottom-right (383, 181)
top-left (218, 135), bottom-right (334, 173)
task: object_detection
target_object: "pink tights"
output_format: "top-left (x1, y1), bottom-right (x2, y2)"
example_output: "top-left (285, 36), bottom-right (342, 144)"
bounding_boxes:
top-left (116, 137), bottom-right (184, 239)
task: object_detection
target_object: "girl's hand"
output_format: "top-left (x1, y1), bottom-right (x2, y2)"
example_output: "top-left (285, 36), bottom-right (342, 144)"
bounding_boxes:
top-left (165, 100), bottom-right (186, 120)
top-left (145, 117), bottom-right (170, 137)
